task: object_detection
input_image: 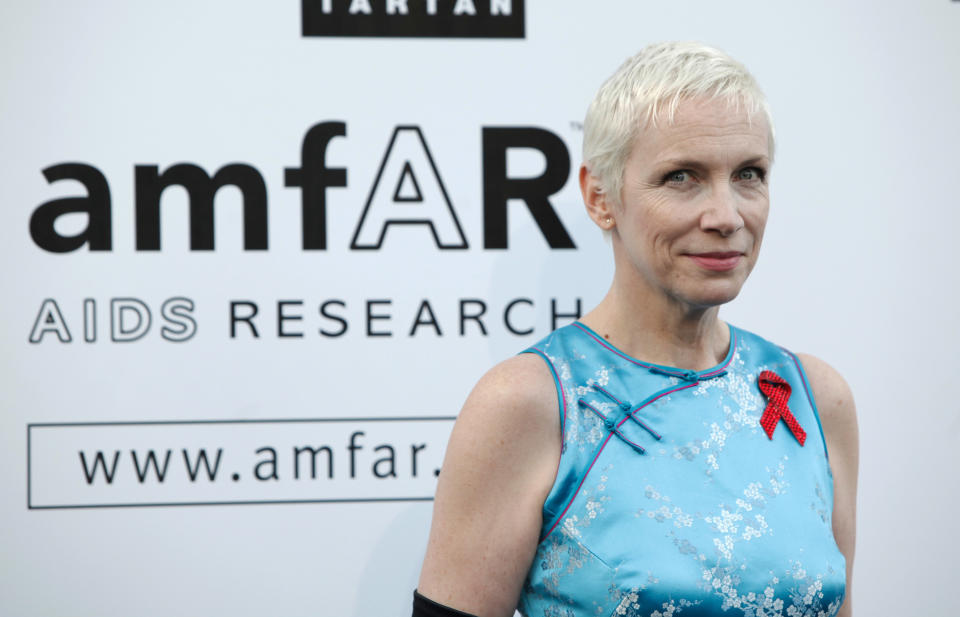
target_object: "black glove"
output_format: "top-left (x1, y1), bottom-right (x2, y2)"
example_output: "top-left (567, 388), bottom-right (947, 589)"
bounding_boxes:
top-left (412, 590), bottom-right (480, 617)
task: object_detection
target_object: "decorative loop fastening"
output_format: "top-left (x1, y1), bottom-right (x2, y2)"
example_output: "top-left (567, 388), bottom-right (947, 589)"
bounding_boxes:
top-left (589, 383), bottom-right (662, 441)
top-left (578, 398), bottom-right (646, 454)
top-left (648, 366), bottom-right (701, 383)
top-left (591, 384), bottom-right (629, 410)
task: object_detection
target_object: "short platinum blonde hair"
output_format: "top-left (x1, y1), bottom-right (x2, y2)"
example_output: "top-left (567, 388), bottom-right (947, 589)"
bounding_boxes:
top-left (583, 41), bottom-right (775, 206)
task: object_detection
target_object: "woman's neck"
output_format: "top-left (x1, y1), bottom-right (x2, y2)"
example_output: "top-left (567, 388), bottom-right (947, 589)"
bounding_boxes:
top-left (580, 284), bottom-right (731, 372)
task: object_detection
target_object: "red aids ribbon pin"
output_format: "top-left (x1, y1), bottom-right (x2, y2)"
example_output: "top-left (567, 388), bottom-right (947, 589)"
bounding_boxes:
top-left (757, 370), bottom-right (806, 446)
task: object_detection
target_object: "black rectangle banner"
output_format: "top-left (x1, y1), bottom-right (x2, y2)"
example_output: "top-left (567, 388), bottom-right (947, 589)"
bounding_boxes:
top-left (302, 0), bottom-right (525, 38)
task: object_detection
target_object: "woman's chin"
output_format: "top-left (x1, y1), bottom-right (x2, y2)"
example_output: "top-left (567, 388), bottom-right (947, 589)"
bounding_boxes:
top-left (675, 281), bottom-right (746, 310)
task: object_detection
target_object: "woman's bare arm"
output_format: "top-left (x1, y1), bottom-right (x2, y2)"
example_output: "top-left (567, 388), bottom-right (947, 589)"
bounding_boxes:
top-left (417, 354), bottom-right (562, 617)
top-left (797, 353), bottom-right (859, 617)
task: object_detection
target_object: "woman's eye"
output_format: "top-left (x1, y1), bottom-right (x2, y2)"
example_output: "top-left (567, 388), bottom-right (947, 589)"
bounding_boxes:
top-left (665, 170), bottom-right (691, 184)
top-left (737, 167), bottom-right (765, 182)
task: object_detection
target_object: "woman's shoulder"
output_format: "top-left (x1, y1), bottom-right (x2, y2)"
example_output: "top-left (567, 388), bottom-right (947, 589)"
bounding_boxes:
top-left (793, 353), bottom-right (858, 443)
top-left (458, 353), bottom-right (560, 434)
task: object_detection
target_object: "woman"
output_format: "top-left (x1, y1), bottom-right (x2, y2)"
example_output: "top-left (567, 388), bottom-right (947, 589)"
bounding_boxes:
top-left (415, 42), bottom-right (858, 617)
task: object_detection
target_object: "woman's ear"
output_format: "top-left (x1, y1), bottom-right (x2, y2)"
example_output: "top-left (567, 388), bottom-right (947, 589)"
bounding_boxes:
top-left (579, 165), bottom-right (616, 231)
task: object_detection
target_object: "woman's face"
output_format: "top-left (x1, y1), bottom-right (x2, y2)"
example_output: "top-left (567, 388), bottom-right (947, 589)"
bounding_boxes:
top-left (611, 97), bottom-right (772, 310)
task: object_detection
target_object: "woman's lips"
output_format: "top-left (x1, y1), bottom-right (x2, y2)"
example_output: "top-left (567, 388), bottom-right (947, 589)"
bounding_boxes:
top-left (686, 252), bottom-right (743, 271)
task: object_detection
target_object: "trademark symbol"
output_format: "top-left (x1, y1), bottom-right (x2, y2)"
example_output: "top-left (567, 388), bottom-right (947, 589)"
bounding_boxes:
top-left (569, 121), bottom-right (583, 131)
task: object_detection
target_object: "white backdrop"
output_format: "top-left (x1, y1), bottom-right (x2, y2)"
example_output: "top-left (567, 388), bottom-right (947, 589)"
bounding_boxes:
top-left (2, 2), bottom-right (959, 615)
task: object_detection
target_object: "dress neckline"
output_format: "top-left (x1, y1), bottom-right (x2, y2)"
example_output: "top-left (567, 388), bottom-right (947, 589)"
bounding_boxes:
top-left (571, 321), bottom-right (737, 381)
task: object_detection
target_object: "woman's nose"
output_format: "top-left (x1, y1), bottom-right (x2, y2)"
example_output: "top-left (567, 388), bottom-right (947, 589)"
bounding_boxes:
top-left (699, 185), bottom-right (744, 237)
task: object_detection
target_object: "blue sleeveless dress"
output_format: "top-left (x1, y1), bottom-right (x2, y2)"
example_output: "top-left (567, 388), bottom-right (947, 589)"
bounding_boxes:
top-left (517, 322), bottom-right (845, 617)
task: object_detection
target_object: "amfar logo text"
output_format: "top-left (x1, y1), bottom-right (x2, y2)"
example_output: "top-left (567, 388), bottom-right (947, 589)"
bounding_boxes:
top-left (301, 0), bottom-right (525, 38)
top-left (29, 121), bottom-right (575, 253)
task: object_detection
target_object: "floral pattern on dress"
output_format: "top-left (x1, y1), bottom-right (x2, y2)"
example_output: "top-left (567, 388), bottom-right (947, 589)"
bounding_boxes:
top-left (520, 325), bottom-right (845, 617)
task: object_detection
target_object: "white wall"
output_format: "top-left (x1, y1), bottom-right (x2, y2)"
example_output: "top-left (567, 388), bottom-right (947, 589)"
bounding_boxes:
top-left (1, 1), bottom-right (958, 615)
